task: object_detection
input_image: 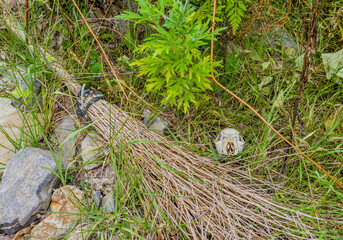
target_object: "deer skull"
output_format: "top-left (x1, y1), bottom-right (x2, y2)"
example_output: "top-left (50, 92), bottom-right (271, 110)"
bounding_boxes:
top-left (214, 128), bottom-right (245, 156)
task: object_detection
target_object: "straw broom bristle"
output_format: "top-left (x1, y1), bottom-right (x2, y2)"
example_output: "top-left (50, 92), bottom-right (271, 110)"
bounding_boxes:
top-left (86, 99), bottom-right (314, 239)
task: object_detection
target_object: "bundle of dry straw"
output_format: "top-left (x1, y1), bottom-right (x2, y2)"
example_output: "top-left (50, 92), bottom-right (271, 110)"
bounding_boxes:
top-left (87, 99), bottom-right (316, 239)
top-left (2, 3), bottom-right (316, 238)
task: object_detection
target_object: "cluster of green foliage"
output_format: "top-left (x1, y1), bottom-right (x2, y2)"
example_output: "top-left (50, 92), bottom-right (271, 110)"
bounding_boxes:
top-left (225, 0), bottom-right (251, 34)
top-left (118, 0), bottom-right (225, 112)
top-left (191, 0), bottom-right (251, 34)
top-left (118, 0), bottom-right (251, 111)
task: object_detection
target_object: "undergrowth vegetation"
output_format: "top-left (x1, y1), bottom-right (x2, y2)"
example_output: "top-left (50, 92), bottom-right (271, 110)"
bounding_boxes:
top-left (118, 0), bottom-right (225, 112)
top-left (0, 0), bottom-right (343, 238)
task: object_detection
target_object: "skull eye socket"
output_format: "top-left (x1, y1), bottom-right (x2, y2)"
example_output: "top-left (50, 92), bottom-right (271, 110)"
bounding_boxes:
top-left (238, 134), bottom-right (244, 142)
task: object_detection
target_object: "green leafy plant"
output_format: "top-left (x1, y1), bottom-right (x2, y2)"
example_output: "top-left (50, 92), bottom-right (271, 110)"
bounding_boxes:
top-left (118, 0), bottom-right (224, 112)
top-left (191, 0), bottom-right (225, 24)
top-left (192, 0), bottom-right (251, 35)
top-left (226, 0), bottom-right (251, 34)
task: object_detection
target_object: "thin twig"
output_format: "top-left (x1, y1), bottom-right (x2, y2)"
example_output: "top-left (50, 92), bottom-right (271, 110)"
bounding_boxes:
top-left (25, 0), bottom-right (28, 45)
top-left (284, 0), bottom-right (321, 173)
top-left (291, 0), bottom-right (320, 132)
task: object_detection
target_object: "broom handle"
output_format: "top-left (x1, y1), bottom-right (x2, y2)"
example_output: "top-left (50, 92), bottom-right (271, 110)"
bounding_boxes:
top-left (2, 2), bottom-right (81, 95)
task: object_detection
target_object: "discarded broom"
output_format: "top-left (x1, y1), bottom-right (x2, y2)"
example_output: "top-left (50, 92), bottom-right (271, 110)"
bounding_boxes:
top-left (2, 2), bottom-right (317, 238)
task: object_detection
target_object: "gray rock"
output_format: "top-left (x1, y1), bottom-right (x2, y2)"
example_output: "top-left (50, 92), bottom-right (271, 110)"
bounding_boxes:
top-left (0, 147), bottom-right (59, 234)
top-left (54, 117), bottom-right (77, 169)
top-left (0, 234), bottom-right (13, 240)
top-left (0, 65), bottom-right (43, 111)
top-left (100, 193), bottom-right (115, 212)
top-left (81, 133), bottom-right (108, 170)
top-left (0, 65), bottom-right (24, 86)
top-left (247, 25), bottom-right (302, 57)
top-left (268, 27), bottom-right (302, 56)
top-left (93, 191), bottom-right (102, 209)
top-left (115, 19), bottom-right (130, 37)
top-left (12, 75), bottom-right (43, 112)
top-left (0, 63), bottom-right (12, 91)
top-left (143, 109), bottom-right (168, 133)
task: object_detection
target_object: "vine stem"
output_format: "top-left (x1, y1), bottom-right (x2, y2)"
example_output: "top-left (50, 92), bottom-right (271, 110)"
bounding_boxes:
top-left (210, 0), bottom-right (343, 190)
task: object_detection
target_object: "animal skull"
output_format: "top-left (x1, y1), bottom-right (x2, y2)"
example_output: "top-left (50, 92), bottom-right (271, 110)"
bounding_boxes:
top-left (214, 128), bottom-right (245, 156)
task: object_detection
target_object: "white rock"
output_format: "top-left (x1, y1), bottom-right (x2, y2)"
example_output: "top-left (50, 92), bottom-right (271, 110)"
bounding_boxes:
top-left (0, 98), bottom-right (42, 166)
top-left (53, 117), bottom-right (77, 168)
top-left (65, 228), bottom-right (88, 240)
top-left (30, 185), bottom-right (84, 239)
top-left (80, 133), bottom-right (108, 170)
top-left (214, 128), bottom-right (245, 156)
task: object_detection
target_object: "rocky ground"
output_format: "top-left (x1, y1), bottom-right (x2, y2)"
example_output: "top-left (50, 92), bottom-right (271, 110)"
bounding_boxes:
top-left (0, 78), bottom-right (171, 239)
